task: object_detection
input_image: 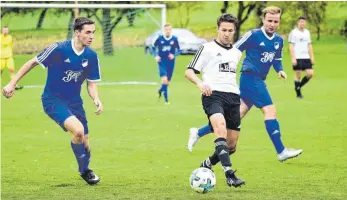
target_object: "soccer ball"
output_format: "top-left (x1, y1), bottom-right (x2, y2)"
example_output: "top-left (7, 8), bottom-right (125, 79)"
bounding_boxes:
top-left (189, 167), bottom-right (216, 193)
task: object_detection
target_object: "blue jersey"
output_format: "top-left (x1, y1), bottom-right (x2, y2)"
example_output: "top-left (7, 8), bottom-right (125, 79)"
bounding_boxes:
top-left (234, 27), bottom-right (284, 80)
top-left (152, 35), bottom-right (181, 59)
top-left (36, 40), bottom-right (101, 103)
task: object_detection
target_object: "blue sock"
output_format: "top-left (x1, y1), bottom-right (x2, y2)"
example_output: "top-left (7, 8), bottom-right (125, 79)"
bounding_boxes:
top-left (265, 119), bottom-right (285, 154)
top-left (198, 124), bottom-right (213, 137)
top-left (162, 84), bottom-right (168, 102)
top-left (85, 150), bottom-right (91, 171)
top-left (71, 142), bottom-right (87, 174)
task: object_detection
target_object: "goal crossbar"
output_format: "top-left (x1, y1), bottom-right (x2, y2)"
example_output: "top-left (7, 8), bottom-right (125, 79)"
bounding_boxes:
top-left (1, 3), bottom-right (167, 29)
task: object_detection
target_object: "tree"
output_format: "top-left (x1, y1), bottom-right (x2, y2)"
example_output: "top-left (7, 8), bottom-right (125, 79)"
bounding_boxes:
top-left (167, 2), bottom-right (204, 28)
top-left (220, 1), bottom-right (229, 14)
top-left (298, 1), bottom-right (327, 40)
top-left (36, 8), bottom-right (48, 29)
top-left (82, 1), bottom-right (141, 55)
top-left (234, 2), bottom-right (257, 40)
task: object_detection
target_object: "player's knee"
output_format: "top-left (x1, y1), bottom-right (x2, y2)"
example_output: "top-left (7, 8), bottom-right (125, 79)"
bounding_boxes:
top-left (263, 106), bottom-right (277, 119)
top-left (162, 79), bottom-right (168, 84)
top-left (307, 72), bottom-right (314, 78)
top-left (214, 121), bottom-right (227, 136)
top-left (227, 142), bottom-right (237, 153)
top-left (72, 128), bottom-right (85, 144)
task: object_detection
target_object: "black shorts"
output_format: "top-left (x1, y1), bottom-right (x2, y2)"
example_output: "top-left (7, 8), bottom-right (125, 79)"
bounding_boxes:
top-left (293, 59), bottom-right (313, 71)
top-left (202, 91), bottom-right (241, 131)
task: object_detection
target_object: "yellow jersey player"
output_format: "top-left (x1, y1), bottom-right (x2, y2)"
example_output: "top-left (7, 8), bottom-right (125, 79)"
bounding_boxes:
top-left (1, 26), bottom-right (23, 90)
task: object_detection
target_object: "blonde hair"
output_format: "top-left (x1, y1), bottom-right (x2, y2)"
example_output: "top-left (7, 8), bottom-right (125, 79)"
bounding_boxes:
top-left (164, 23), bottom-right (172, 28)
top-left (262, 6), bottom-right (281, 17)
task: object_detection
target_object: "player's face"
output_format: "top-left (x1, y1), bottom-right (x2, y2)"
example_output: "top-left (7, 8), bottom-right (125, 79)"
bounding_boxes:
top-left (217, 22), bottom-right (235, 46)
top-left (164, 26), bottom-right (172, 37)
top-left (2, 27), bottom-right (9, 35)
top-left (298, 19), bottom-right (306, 30)
top-left (262, 13), bottom-right (281, 34)
top-left (76, 24), bottom-right (95, 46)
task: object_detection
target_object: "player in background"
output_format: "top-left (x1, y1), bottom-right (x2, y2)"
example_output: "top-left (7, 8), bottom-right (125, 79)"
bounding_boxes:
top-left (1, 26), bottom-right (23, 90)
top-left (188, 6), bottom-right (303, 163)
top-left (2, 17), bottom-right (102, 185)
top-left (185, 13), bottom-right (245, 188)
top-left (288, 16), bottom-right (315, 98)
top-left (152, 24), bottom-right (181, 104)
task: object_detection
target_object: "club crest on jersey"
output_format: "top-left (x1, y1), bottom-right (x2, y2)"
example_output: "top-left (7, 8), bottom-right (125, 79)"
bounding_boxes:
top-left (82, 59), bottom-right (88, 67)
top-left (170, 41), bottom-right (174, 45)
top-left (62, 70), bottom-right (82, 82)
top-left (274, 42), bottom-right (280, 50)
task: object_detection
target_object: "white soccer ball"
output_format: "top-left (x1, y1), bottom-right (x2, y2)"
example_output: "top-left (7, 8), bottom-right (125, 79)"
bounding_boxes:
top-left (189, 167), bottom-right (216, 193)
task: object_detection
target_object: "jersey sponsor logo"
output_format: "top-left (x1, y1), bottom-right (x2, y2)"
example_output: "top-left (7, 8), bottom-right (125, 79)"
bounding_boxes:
top-left (162, 45), bottom-right (172, 52)
top-left (219, 62), bottom-right (236, 73)
top-left (62, 70), bottom-right (83, 82)
top-left (274, 42), bottom-right (280, 50)
top-left (260, 52), bottom-right (276, 63)
top-left (82, 59), bottom-right (88, 67)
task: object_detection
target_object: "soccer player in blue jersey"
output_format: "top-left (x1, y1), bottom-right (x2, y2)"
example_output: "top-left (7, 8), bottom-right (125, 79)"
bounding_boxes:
top-left (2, 17), bottom-right (102, 185)
top-left (188, 6), bottom-right (303, 164)
top-left (152, 24), bottom-right (181, 104)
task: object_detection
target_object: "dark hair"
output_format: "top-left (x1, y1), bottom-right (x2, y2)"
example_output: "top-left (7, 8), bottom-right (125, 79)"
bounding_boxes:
top-left (3, 26), bottom-right (8, 28)
top-left (298, 16), bottom-right (307, 21)
top-left (217, 13), bottom-right (238, 28)
top-left (74, 17), bottom-right (95, 31)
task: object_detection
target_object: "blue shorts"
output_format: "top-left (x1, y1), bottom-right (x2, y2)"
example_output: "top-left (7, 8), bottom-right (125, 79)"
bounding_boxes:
top-left (41, 97), bottom-right (89, 134)
top-left (240, 73), bottom-right (273, 109)
top-left (158, 59), bottom-right (175, 81)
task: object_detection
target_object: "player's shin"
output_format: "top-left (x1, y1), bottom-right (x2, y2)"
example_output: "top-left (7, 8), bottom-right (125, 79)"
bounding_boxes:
top-left (71, 142), bottom-right (87, 174)
top-left (162, 84), bottom-right (168, 102)
top-left (214, 138), bottom-right (232, 171)
top-left (265, 119), bottom-right (285, 154)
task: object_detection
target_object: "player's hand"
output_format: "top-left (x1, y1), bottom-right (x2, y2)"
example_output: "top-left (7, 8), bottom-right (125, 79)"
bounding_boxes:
top-left (155, 56), bottom-right (161, 62)
top-left (198, 82), bottom-right (212, 96)
top-left (292, 58), bottom-right (297, 66)
top-left (278, 71), bottom-right (287, 81)
top-left (93, 99), bottom-right (103, 115)
top-left (168, 53), bottom-right (174, 60)
top-left (2, 83), bottom-right (16, 99)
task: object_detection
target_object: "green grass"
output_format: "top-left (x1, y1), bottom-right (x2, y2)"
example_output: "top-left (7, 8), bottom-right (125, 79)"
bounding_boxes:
top-left (2, 37), bottom-right (347, 199)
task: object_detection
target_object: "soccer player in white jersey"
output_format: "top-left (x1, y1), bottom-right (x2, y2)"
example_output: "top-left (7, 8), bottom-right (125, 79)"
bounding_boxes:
top-left (288, 16), bottom-right (315, 98)
top-left (3, 17), bottom-right (102, 185)
top-left (188, 6), bottom-right (303, 163)
top-left (185, 13), bottom-right (245, 188)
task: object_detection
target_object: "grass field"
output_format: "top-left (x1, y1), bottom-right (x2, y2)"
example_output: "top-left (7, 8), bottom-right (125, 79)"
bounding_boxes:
top-left (1, 33), bottom-right (347, 200)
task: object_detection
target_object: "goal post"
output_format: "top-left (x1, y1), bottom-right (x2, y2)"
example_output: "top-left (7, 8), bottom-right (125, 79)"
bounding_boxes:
top-left (1, 3), bottom-right (167, 30)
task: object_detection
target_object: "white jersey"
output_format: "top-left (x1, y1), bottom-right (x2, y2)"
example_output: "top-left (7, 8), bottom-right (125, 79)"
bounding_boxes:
top-left (188, 40), bottom-right (242, 94)
top-left (288, 28), bottom-right (312, 59)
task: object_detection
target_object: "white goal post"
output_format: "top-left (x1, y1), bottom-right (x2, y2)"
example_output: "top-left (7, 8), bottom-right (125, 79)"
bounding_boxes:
top-left (1, 3), bottom-right (167, 29)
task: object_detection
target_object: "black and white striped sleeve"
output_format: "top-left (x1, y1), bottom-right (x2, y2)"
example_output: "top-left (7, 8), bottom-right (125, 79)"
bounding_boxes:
top-left (35, 43), bottom-right (58, 68)
top-left (187, 45), bottom-right (206, 74)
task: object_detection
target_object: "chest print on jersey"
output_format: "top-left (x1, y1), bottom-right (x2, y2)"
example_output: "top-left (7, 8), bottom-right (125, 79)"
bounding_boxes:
top-left (62, 70), bottom-right (83, 82)
top-left (219, 62), bottom-right (236, 73)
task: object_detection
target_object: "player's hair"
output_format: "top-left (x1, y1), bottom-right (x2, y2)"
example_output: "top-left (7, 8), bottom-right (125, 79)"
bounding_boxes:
top-left (217, 13), bottom-right (238, 28)
top-left (262, 6), bottom-right (281, 18)
top-left (3, 26), bottom-right (8, 28)
top-left (164, 23), bottom-right (172, 28)
top-left (298, 16), bottom-right (307, 21)
top-left (74, 17), bottom-right (95, 31)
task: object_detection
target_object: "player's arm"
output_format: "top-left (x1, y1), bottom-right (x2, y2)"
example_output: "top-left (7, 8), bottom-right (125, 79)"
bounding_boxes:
top-left (174, 37), bottom-right (182, 56)
top-left (273, 39), bottom-right (287, 80)
top-left (2, 58), bottom-right (38, 98)
top-left (307, 31), bottom-right (315, 65)
top-left (87, 54), bottom-right (103, 115)
top-left (288, 31), bottom-right (297, 66)
top-left (87, 81), bottom-right (103, 115)
top-left (152, 36), bottom-right (161, 62)
top-left (185, 45), bottom-right (211, 96)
